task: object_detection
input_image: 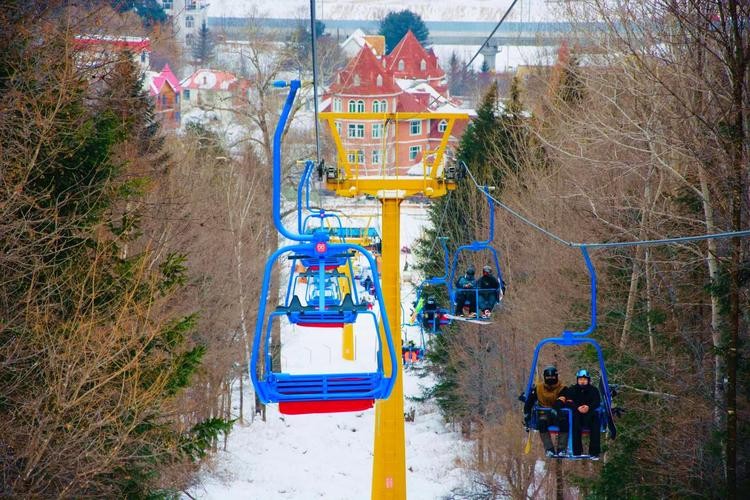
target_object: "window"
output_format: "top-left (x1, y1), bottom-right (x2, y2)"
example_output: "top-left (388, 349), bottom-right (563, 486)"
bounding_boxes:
top-left (420, 59), bottom-right (427, 70)
top-left (372, 149), bottom-right (382, 165)
top-left (398, 59), bottom-right (404, 71)
top-left (410, 120), bottom-right (422, 135)
top-left (438, 120), bottom-right (448, 133)
top-left (185, 15), bottom-right (194, 28)
top-left (373, 100), bottom-right (383, 113)
top-left (140, 51), bottom-right (147, 63)
top-left (348, 100), bottom-right (364, 113)
top-left (183, 89), bottom-right (190, 100)
top-left (335, 122), bottom-right (341, 136)
top-left (376, 74), bottom-right (383, 87)
top-left (347, 123), bottom-right (364, 138)
top-left (380, 100), bottom-right (387, 112)
top-left (372, 123), bottom-right (383, 138)
top-left (347, 150), bottom-right (364, 164)
top-left (333, 98), bottom-right (342, 112)
top-left (353, 74), bottom-right (361, 86)
top-left (409, 146), bottom-right (422, 161)
top-left (187, 0), bottom-right (197, 9)
top-left (162, 0), bottom-right (172, 9)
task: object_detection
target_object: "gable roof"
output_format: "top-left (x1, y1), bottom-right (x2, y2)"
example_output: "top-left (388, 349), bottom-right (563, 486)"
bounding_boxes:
top-left (149, 63), bottom-right (181, 96)
top-left (385, 30), bottom-right (444, 81)
top-left (181, 69), bottom-right (239, 91)
top-left (327, 45), bottom-right (401, 96)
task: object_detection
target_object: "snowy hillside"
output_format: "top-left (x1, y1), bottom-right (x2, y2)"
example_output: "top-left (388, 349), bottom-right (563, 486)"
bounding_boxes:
top-left (207, 0), bottom-right (564, 23)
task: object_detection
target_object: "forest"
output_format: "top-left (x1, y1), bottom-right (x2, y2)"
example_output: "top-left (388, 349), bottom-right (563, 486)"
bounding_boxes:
top-left (415, 1), bottom-right (749, 498)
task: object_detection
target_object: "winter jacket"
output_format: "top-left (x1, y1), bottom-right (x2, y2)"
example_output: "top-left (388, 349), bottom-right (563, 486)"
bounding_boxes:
top-left (561, 383), bottom-right (601, 413)
top-left (524, 381), bottom-right (565, 414)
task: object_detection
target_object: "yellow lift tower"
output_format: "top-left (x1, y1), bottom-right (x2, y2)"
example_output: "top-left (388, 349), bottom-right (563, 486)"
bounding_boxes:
top-left (319, 110), bottom-right (468, 499)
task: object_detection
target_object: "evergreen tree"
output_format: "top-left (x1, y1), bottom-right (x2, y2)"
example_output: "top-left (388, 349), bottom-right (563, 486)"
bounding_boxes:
top-left (111, 0), bottom-right (167, 27)
top-left (446, 51), bottom-right (475, 96)
top-left (0, 15), bottom-right (228, 495)
top-left (379, 10), bottom-right (429, 54)
top-left (415, 81), bottom-right (539, 419)
top-left (192, 20), bottom-right (215, 67)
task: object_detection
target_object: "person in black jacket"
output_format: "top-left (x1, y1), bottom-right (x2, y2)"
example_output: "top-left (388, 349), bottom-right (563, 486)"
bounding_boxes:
top-left (562, 369), bottom-right (601, 458)
top-left (476, 265), bottom-right (502, 318)
top-left (422, 295), bottom-right (441, 332)
top-left (523, 366), bottom-right (569, 457)
top-left (454, 266), bottom-right (477, 315)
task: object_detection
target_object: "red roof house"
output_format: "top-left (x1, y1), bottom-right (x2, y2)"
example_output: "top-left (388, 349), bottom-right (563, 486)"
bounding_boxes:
top-left (323, 31), bottom-right (467, 176)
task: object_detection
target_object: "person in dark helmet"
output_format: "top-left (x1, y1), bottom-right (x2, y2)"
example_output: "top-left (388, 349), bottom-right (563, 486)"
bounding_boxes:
top-left (477, 265), bottom-right (502, 318)
top-left (422, 295), bottom-right (441, 332)
top-left (523, 366), bottom-right (568, 457)
top-left (454, 266), bottom-right (477, 315)
top-left (562, 368), bottom-right (601, 459)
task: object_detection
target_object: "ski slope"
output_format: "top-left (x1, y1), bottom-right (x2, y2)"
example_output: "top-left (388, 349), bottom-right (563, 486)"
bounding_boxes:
top-left (188, 203), bottom-right (473, 499)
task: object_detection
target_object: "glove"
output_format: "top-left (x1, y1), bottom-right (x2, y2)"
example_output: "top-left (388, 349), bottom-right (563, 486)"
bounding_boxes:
top-left (523, 413), bottom-right (530, 427)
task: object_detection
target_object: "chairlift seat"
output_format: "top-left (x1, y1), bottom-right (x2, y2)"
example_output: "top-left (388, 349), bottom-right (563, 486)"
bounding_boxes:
top-left (278, 293), bottom-right (368, 326)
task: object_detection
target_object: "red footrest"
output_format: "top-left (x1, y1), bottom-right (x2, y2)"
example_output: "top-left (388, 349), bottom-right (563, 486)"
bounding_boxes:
top-left (279, 399), bottom-right (375, 415)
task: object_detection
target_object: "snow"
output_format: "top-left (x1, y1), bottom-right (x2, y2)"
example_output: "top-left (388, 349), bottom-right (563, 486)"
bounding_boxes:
top-left (208, 0), bottom-right (563, 23)
top-left (188, 202), bottom-right (474, 499)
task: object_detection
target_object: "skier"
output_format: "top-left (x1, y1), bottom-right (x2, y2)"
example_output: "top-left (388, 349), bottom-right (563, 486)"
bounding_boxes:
top-left (523, 365), bottom-right (569, 457)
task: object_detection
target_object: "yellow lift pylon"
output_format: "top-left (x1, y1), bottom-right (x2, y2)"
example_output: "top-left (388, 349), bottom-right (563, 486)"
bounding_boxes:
top-left (320, 110), bottom-right (468, 499)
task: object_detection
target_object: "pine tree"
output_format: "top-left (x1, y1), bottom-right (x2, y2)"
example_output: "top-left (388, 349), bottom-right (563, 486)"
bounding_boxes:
top-left (415, 81), bottom-right (539, 419)
top-left (379, 10), bottom-right (430, 53)
top-left (192, 20), bottom-right (215, 67)
top-left (0, 17), bottom-right (228, 495)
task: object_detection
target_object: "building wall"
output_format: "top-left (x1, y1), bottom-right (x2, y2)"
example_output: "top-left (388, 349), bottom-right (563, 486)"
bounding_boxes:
top-left (330, 94), bottom-right (458, 176)
top-left (160, 0), bottom-right (208, 46)
top-left (155, 84), bottom-right (180, 129)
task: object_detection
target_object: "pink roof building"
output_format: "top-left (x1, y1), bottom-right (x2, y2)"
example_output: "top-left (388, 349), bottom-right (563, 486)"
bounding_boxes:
top-left (148, 64), bottom-right (182, 130)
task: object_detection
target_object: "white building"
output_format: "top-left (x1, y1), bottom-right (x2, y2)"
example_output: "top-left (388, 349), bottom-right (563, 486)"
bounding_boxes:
top-left (159, 0), bottom-right (209, 47)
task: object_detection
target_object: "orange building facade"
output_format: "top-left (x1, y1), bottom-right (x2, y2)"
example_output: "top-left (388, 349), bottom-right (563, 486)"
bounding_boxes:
top-left (323, 31), bottom-right (468, 176)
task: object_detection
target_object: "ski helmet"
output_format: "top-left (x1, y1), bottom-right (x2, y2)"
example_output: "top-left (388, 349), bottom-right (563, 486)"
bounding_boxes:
top-left (543, 365), bottom-right (558, 378)
top-left (466, 266), bottom-right (475, 276)
top-left (482, 265), bottom-right (492, 274)
top-left (575, 369), bottom-right (591, 381)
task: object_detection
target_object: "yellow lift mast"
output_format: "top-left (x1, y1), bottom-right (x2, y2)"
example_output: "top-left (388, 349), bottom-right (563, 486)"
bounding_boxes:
top-left (319, 110), bottom-right (468, 499)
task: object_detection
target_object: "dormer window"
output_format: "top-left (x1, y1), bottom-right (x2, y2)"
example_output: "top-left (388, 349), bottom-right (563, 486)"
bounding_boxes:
top-left (353, 74), bottom-right (361, 86)
top-left (376, 74), bottom-right (383, 87)
top-left (398, 59), bottom-right (404, 71)
top-left (420, 59), bottom-right (426, 71)
top-left (202, 75), bottom-right (207, 85)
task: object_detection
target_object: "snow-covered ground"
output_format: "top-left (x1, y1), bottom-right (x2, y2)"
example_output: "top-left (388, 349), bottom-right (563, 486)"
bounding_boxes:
top-left (188, 202), bottom-right (474, 499)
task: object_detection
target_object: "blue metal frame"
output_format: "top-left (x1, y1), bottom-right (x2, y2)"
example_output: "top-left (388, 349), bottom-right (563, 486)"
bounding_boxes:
top-left (254, 309), bottom-right (395, 403)
top-left (522, 247), bottom-right (615, 457)
top-left (410, 237), bottom-right (452, 334)
top-left (447, 187), bottom-right (505, 320)
top-left (250, 79), bottom-right (398, 405)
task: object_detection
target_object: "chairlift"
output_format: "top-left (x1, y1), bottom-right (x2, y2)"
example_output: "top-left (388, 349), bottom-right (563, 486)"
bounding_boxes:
top-left (250, 79), bottom-right (398, 414)
top-left (447, 186), bottom-right (505, 321)
top-left (519, 247), bottom-right (617, 459)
